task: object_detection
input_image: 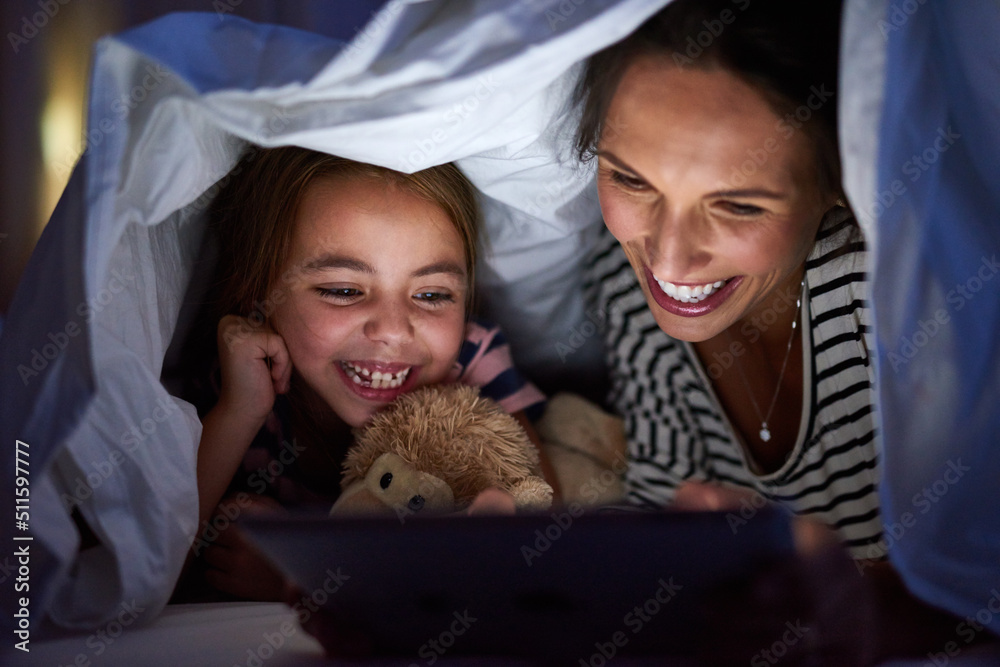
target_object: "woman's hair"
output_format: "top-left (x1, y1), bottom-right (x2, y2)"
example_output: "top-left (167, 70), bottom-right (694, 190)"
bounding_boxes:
top-left (209, 146), bottom-right (480, 322)
top-left (574, 0), bottom-right (844, 197)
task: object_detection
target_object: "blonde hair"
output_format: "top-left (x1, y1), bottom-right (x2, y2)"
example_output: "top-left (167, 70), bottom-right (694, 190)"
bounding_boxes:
top-left (209, 146), bottom-right (480, 321)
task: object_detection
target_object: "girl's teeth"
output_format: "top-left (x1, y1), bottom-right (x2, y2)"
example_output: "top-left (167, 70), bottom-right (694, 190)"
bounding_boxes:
top-left (343, 363), bottom-right (411, 389)
top-left (654, 277), bottom-right (728, 303)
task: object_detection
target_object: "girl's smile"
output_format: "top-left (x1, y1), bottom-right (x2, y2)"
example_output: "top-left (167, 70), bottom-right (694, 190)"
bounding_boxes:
top-left (336, 360), bottom-right (419, 400)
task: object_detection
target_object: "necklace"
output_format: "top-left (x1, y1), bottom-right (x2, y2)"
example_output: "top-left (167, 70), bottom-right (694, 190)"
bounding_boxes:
top-left (732, 277), bottom-right (805, 443)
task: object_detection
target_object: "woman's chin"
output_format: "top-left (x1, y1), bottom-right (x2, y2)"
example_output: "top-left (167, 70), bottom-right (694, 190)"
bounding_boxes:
top-left (647, 300), bottom-right (732, 343)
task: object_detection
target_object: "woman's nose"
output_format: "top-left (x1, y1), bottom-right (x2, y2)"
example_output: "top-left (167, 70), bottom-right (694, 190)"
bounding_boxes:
top-left (647, 208), bottom-right (711, 279)
top-left (363, 300), bottom-right (415, 346)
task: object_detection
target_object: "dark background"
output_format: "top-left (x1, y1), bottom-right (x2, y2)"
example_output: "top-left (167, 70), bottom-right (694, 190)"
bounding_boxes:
top-left (0, 0), bottom-right (388, 317)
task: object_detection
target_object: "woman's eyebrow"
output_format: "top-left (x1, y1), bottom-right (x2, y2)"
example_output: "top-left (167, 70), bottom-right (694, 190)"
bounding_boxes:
top-left (708, 188), bottom-right (786, 200)
top-left (596, 150), bottom-right (642, 175)
top-left (599, 151), bottom-right (785, 200)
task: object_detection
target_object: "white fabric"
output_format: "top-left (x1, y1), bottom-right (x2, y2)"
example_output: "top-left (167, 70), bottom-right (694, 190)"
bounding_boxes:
top-left (21, 603), bottom-right (324, 666)
top-left (0, 0), bottom-right (671, 630)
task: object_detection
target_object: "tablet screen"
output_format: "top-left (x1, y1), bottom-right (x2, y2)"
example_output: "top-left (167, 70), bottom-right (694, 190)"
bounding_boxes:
top-left (243, 507), bottom-right (794, 660)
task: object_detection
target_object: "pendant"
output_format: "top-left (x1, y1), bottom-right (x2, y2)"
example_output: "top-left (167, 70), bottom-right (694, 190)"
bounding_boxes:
top-left (759, 424), bottom-right (771, 442)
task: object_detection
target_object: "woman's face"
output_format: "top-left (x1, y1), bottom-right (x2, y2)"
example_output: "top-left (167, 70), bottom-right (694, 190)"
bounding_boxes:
top-left (271, 175), bottom-right (468, 428)
top-left (596, 57), bottom-right (837, 343)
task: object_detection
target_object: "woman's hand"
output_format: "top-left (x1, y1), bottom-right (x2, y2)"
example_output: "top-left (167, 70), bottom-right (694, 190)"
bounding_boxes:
top-left (215, 314), bottom-right (293, 426)
top-left (674, 482), bottom-right (879, 665)
top-left (674, 482), bottom-right (978, 664)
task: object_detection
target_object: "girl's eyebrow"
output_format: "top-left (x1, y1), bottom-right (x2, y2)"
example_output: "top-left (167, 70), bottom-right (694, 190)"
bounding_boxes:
top-left (412, 261), bottom-right (466, 279)
top-left (302, 254), bottom-right (465, 279)
top-left (302, 255), bottom-right (373, 274)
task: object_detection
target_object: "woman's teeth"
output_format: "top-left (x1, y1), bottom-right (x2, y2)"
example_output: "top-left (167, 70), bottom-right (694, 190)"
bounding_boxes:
top-left (654, 277), bottom-right (728, 303)
top-left (342, 362), bottom-right (411, 389)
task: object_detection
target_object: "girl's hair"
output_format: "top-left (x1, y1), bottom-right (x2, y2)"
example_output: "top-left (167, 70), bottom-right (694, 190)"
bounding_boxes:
top-left (574, 0), bottom-right (844, 197)
top-left (209, 146), bottom-right (480, 321)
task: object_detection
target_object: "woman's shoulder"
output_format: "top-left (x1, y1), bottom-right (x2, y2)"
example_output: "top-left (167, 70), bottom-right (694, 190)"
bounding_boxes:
top-left (804, 206), bottom-right (875, 379)
top-left (807, 205), bottom-right (867, 273)
top-left (806, 206), bottom-right (870, 307)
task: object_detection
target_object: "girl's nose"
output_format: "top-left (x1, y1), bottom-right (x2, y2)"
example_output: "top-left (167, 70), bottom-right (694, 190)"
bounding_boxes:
top-left (363, 301), bottom-right (415, 346)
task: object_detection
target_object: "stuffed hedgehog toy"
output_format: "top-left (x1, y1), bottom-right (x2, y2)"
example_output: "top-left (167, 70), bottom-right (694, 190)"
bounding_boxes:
top-left (330, 384), bottom-right (553, 517)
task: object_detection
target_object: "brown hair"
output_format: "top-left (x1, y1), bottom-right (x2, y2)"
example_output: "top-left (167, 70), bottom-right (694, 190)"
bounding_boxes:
top-left (209, 146), bottom-right (480, 322)
top-left (574, 0), bottom-right (844, 198)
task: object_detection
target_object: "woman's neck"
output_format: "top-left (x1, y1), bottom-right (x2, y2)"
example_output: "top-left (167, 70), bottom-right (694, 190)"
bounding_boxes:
top-left (692, 266), bottom-right (807, 473)
top-left (731, 266), bottom-right (806, 352)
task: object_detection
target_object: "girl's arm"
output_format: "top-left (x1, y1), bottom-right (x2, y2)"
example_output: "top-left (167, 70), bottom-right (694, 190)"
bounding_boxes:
top-left (196, 403), bottom-right (270, 526)
top-left (197, 315), bottom-right (292, 526)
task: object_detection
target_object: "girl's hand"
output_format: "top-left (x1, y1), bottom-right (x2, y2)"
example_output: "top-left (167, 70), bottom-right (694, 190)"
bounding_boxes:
top-left (466, 488), bottom-right (517, 516)
top-left (203, 495), bottom-right (295, 602)
top-left (215, 315), bottom-right (293, 425)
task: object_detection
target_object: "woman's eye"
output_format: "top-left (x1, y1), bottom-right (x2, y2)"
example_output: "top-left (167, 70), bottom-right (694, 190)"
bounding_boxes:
top-left (317, 287), bottom-right (361, 301)
top-left (720, 201), bottom-right (765, 216)
top-left (609, 169), bottom-right (649, 191)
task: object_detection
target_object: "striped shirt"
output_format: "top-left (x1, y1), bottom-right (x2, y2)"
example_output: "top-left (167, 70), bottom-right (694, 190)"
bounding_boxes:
top-left (448, 318), bottom-right (547, 421)
top-left (586, 207), bottom-right (884, 559)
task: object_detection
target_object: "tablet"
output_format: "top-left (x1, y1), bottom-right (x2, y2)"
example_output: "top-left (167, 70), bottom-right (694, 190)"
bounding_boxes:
top-left (242, 507), bottom-right (794, 660)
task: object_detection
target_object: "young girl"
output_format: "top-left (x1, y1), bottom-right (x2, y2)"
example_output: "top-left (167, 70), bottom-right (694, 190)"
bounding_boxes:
top-left (188, 146), bottom-right (552, 600)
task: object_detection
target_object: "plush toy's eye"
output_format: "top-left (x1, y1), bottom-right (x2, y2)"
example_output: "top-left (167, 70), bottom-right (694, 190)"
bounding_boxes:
top-left (408, 495), bottom-right (425, 511)
top-left (380, 472), bottom-right (393, 490)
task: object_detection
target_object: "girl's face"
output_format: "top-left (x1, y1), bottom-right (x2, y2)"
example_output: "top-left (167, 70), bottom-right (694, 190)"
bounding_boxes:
top-left (596, 58), bottom-right (837, 343)
top-left (272, 175), bottom-right (468, 428)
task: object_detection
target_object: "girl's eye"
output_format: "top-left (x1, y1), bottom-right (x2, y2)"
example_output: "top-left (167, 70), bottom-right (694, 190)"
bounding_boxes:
top-left (609, 169), bottom-right (649, 191)
top-left (414, 291), bottom-right (454, 305)
top-left (317, 287), bottom-right (361, 301)
top-left (719, 201), bottom-right (766, 217)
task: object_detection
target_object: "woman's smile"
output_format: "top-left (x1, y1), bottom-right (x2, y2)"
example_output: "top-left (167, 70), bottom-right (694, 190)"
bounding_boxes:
top-left (644, 267), bottom-right (743, 317)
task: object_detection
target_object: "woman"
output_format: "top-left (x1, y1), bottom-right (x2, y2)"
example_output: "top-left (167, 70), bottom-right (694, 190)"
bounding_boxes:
top-left (573, 0), bottom-right (983, 662)
top-left (576, 0), bottom-right (884, 560)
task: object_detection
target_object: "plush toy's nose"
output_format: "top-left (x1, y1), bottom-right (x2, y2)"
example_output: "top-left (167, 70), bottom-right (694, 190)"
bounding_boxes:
top-left (330, 452), bottom-right (456, 517)
top-left (329, 484), bottom-right (392, 516)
